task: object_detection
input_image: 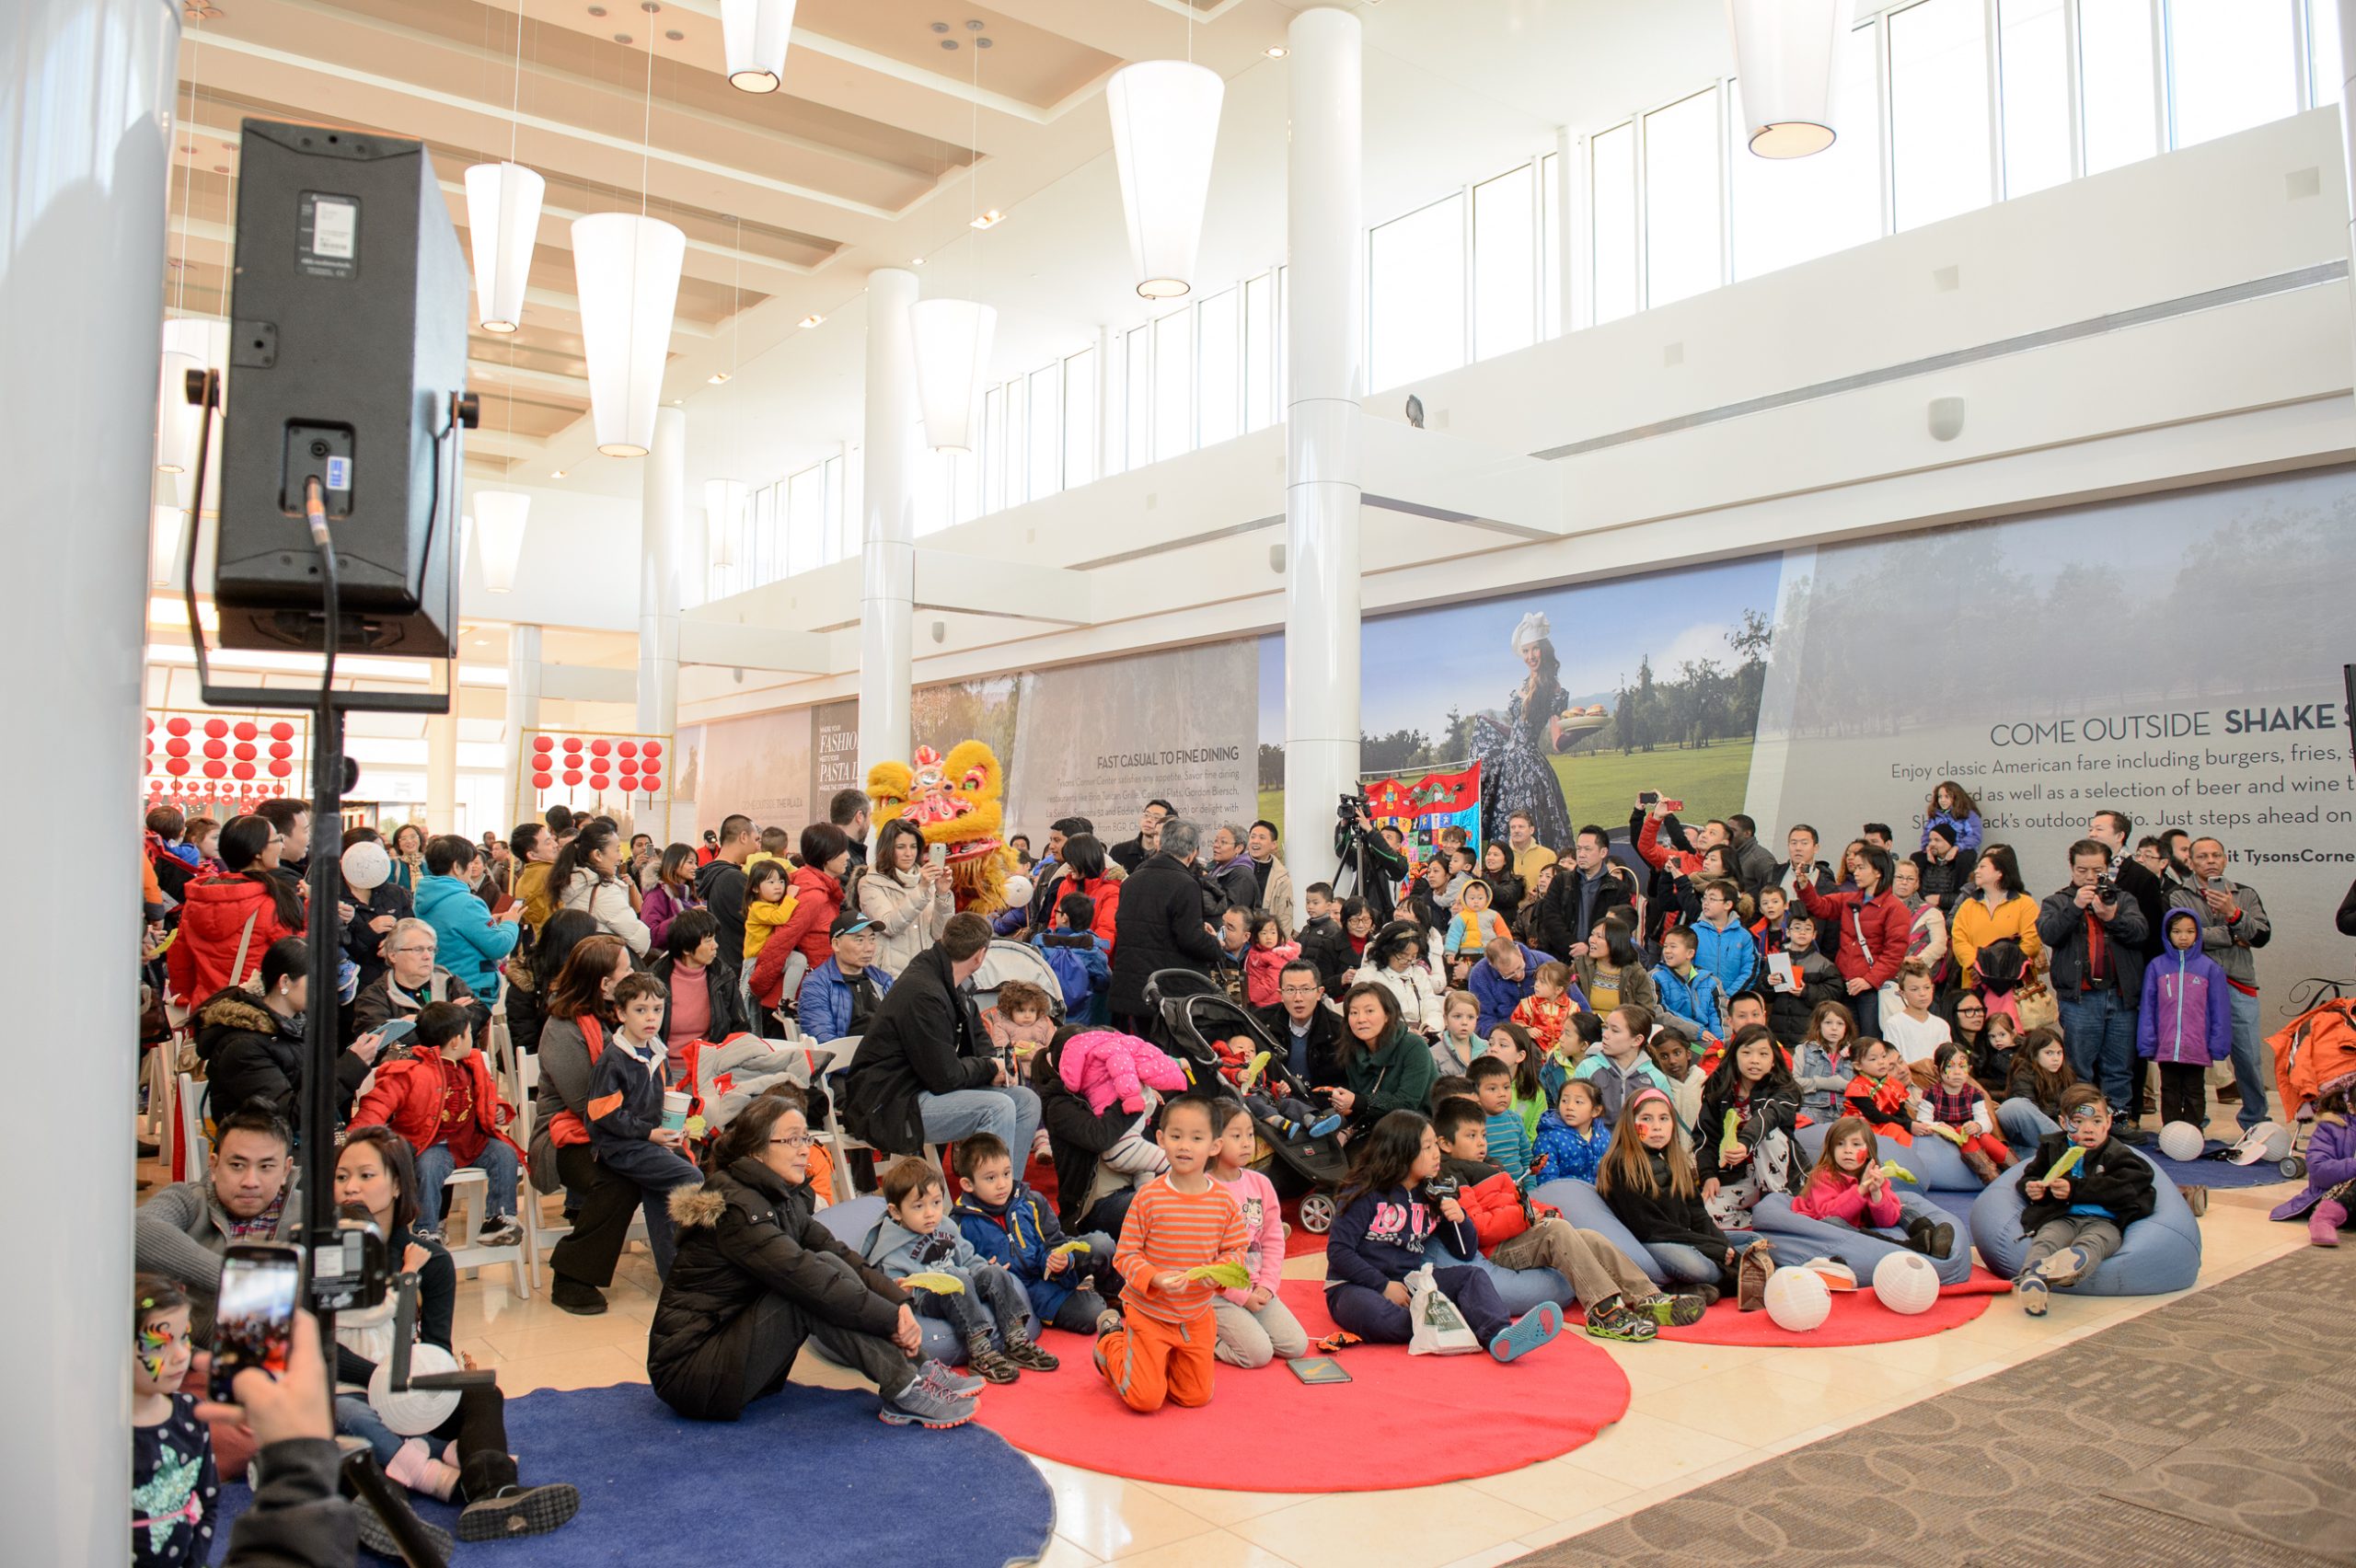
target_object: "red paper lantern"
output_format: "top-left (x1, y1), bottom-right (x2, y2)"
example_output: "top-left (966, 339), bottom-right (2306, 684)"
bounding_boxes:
top-left (166, 758), bottom-right (189, 777)
top-left (618, 740), bottom-right (638, 758)
top-left (144, 716), bottom-right (156, 732)
top-left (562, 735), bottom-right (583, 754)
top-left (563, 768), bottom-right (583, 787)
top-left (202, 759), bottom-right (225, 778)
top-left (618, 773), bottom-right (640, 792)
top-left (203, 718), bottom-right (227, 738)
top-left (202, 739), bottom-right (227, 760)
top-left (588, 772), bottom-right (610, 791)
top-left (268, 760), bottom-right (292, 778)
top-left (231, 761), bottom-right (255, 780)
top-left (232, 721), bottom-right (257, 741)
top-left (590, 739), bottom-right (611, 758)
top-left (270, 721), bottom-right (294, 742)
top-left (166, 737), bottom-right (190, 758)
top-left (641, 740), bottom-right (663, 759)
top-left (167, 716), bottom-right (191, 736)
top-left (640, 768), bottom-right (662, 792)
top-left (232, 742), bottom-right (256, 762)
top-left (531, 770), bottom-right (553, 790)
top-left (268, 741), bottom-right (293, 761)
top-left (532, 734), bottom-right (554, 754)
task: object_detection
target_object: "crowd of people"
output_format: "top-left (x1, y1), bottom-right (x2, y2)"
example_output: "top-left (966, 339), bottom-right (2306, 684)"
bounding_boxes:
top-left (127, 774), bottom-right (2352, 1562)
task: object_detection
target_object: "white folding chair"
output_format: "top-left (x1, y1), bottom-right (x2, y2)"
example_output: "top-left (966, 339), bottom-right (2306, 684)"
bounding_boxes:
top-left (176, 1072), bottom-right (211, 1178)
top-left (437, 1162), bottom-right (532, 1298)
top-left (806, 1037), bottom-right (946, 1188)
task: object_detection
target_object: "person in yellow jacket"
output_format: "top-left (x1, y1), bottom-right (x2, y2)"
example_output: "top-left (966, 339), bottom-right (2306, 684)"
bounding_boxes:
top-left (512, 823), bottom-right (560, 932)
top-left (1949, 843), bottom-right (2042, 986)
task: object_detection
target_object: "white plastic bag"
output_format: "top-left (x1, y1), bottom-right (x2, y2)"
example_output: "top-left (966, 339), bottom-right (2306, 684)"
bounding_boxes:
top-left (1404, 1263), bottom-right (1480, 1355)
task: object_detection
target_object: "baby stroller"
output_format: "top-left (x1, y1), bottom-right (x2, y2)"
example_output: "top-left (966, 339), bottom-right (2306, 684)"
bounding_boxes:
top-left (965, 938), bottom-right (1068, 1076)
top-left (1144, 968), bottom-right (1352, 1232)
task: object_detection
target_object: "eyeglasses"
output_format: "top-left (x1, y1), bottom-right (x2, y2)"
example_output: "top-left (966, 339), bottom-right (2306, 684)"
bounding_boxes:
top-left (391, 944), bottom-right (436, 956)
top-left (769, 1132), bottom-right (815, 1148)
top-left (1278, 984), bottom-right (1322, 996)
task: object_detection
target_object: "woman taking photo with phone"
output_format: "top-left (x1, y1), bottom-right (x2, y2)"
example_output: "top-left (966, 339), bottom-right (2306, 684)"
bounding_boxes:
top-left (860, 818), bottom-right (956, 974)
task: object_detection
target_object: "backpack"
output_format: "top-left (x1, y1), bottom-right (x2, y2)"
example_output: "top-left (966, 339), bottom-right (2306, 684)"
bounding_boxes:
top-left (1975, 938), bottom-right (2027, 996)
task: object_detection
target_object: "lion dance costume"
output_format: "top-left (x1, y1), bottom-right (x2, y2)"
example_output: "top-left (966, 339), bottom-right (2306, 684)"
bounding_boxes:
top-left (866, 742), bottom-right (1020, 915)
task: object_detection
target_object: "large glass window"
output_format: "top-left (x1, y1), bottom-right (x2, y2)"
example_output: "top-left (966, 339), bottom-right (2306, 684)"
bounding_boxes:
top-left (1472, 164), bottom-right (1536, 359)
top-left (1540, 152), bottom-right (1562, 339)
top-left (785, 464), bottom-right (826, 576)
top-left (1243, 271), bottom-right (1276, 430)
top-left (2312, 0), bottom-right (2344, 109)
top-left (1197, 288), bottom-right (1240, 446)
top-left (1890, 0), bottom-right (1993, 231)
top-left (1590, 123), bottom-right (1637, 324)
top-left (1003, 378), bottom-right (1027, 505)
top-left (1026, 365), bottom-right (1060, 502)
top-left (980, 384), bottom-right (1005, 514)
top-left (1152, 308), bottom-right (1193, 460)
top-left (1062, 348), bottom-right (1096, 490)
top-left (1368, 191), bottom-right (1466, 389)
top-left (1729, 25), bottom-right (1882, 281)
top-left (2080, 0), bottom-right (2159, 173)
top-left (1125, 326), bottom-right (1150, 472)
top-left (1645, 88), bottom-right (1722, 307)
top-left (1998, 0), bottom-right (2073, 197)
top-left (2165, 0), bottom-right (2296, 148)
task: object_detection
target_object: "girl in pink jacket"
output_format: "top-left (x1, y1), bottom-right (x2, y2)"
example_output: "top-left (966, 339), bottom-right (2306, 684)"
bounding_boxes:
top-left (1792, 1115), bottom-right (1903, 1228)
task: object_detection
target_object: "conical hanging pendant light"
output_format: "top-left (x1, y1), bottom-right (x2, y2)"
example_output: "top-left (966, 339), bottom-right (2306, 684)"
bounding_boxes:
top-left (1107, 60), bottom-right (1223, 298)
top-left (722, 0), bottom-right (796, 92)
top-left (913, 33), bottom-right (995, 452)
top-left (473, 491), bottom-right (531, 593)
top-left (707, 215), bottom-right (746, 574)
top-left (466, 6), bottom-right (543, 331)
top-left (573, 32), bottom-right (686, 456)
top-left (1727, 0), bottom-right (1846, 158)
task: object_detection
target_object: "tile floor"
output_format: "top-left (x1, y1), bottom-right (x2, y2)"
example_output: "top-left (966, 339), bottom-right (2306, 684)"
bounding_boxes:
top-left (435, 1168), bottom-right (2307, 1568)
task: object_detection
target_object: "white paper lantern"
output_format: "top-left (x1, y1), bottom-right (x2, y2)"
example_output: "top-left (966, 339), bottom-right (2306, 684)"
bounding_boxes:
top-left (1106, 59), bottom-right (1225, 299)
top-left (1871, 1251), bottom-right (1940, 1315)
top-left (908, 296), bottom-right (996, 453)
top-left (1727, 0), bottom-right (1848, 158)
top-left (156, 350), bottom-right (204, 474)
top-left (704, 478), bottom-right (745, 568)
top-left (473, 490), bottom-right (531, 594)
top-left (464, 162), bottom-right (545, 334)
top-left (721, 0), bottom-right (797, 92)
top-left (367, 1344), bottom-right (464, 1436)
top-left (1762, 1265), bottom-right (1831, 1332)
top-left (341, 838), bottom-right (390, 892)
top-left (572, 213), bottom-right (687, 457)
top-left (2156, 1120), bottom-right (2206, 1161)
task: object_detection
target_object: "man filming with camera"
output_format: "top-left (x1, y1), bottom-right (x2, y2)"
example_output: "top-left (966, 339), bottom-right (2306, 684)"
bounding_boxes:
top-left (2037, 840), bottom-right (2150, 1139)
top-left (1333, 794), bottom-right (1410, 923)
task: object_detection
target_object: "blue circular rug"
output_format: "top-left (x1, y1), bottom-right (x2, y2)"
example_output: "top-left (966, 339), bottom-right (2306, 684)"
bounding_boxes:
top-left (208, 1381), bottom-right (1055, 1565)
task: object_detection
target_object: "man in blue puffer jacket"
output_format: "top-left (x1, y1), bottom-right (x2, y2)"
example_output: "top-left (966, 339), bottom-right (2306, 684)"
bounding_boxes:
top-left (795, 912), bottom-right (895, 1043)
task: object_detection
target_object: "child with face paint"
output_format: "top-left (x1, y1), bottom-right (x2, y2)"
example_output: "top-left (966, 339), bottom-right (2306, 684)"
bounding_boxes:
top-left (131, 1276), bottom-right (217, 1568)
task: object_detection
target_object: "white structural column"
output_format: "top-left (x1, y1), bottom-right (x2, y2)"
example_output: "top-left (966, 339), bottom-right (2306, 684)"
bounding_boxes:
top-left (2, 0), bottom-right (176, 1560)
top-left (2339, 0), bottom-right (2356, 360)
top-left (639, 406), bottom-right (686, 739)
top-left (1280, 6), bottom-right (1365, 916)
top-left (501, 624), bottom-right (543, 830)
top-left (427, 713), bottom-right (458, 833)
top-left (859, 268), bottom-right (920, 777)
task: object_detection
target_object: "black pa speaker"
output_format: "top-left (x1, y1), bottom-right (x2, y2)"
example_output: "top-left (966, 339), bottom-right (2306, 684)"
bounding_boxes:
top-left (214, 120), bottom-right (468, 657)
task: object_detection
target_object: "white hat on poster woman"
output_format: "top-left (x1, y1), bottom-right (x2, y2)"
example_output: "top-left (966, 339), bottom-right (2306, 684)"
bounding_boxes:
top-left (1511, 611), bottom-right (1550, 651)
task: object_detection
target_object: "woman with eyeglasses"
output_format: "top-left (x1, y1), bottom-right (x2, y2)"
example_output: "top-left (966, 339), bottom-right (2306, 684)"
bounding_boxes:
top-left (167, 813), bottom-right (306, 1005)
top-left (349, 917), bottom-right (482, 1044)
top-left (648, 1093), bottom-right (977, 1427)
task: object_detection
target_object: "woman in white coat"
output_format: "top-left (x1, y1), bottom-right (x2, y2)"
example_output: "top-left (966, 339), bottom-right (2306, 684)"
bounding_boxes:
top-left (554, 820), bottom-right (651, 957)
top-left (858, 817), bottom-right (955, 976)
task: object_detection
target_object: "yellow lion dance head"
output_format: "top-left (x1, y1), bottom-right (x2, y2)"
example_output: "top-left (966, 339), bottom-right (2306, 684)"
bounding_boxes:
top-left (866, 740), bottom-right (1016, 914)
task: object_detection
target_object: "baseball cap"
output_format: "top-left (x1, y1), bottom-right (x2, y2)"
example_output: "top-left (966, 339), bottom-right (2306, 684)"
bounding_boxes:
top-left (830, 910), bottom-right (878, 939)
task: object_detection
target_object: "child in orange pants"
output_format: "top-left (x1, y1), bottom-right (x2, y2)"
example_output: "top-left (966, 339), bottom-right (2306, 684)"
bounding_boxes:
top-left (1096, 1092), bottom-right (1249, 1413)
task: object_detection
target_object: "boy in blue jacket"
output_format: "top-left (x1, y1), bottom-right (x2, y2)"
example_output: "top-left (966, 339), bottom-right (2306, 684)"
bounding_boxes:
top-left (2138, 906), bottom-right (2232, 1129)
top-left (585, 974), bottom-right (702, 1274)
top-left (1649, 926), bottom-right (1726, 1045)
top-left (1688, 881), bottom-right (1757, 1000)
top-left (1033, 893), bottom-right (1112, 1027)
top-left (951, 1132), bottom-right (1122, 1335)
top-left (864, 1156), bottom-right (1058, 1382)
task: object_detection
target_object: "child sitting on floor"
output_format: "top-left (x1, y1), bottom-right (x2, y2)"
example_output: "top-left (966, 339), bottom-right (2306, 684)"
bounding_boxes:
top-left (1481, 1021), bottom-right (1552, 1144)
top-left (2003, 1027), bottom-right (2076, 1137)
top-left (1469, 1055), bottom-right (1534, 1184)
top-left (1242, 909), bottom-right (1300, 1011)
top-left (1429, 989), bottom-right (1482, 1077)
top-left (1915, 1042), bottom-right (2012, 1182)
top-left (952, 1133), bottom-right (1122, 1338)
top-left (1532, 1078), bottom-right (1611, 1186)
top-left (1794, 999), bottom-right (1857, 1124)
top-left (131, 1277), bottom-right (214, 1568)
top-left (1099, 1093), bottom-right (1253, 1412)
top-left (1842, 1037), bottom-right (1919, 1147)
top-left (1323, 1108), bottom-right (1566, 1361)
top-left (1206, 1099), bottom-right (1311, 1367)
top-left (1509, 962), bottom-right (1582, 1059)
top-left (2274, 1082), bottom-right (2352, 1247)
top-left (1649, 927), bottom-right (1726, 1048)
top-left (1571, 1006), bottom-right (1676, 1133)
top-left (2015, 1087), bottom-right (2157, 1315)
top-left (1597, 1088), bottom-right (1774, 1309)
top-left (1647, 1031), bottom-right (1704, 1139)
top-left (867, 1157), bottom-right (1058, 1382)
top-left (586, 975), bottom-right (703, 1275)
top-left (1789, 1114), bottom-right (1958, 1260)
top-left (1696, 1026), bottom-right (1803, 1230)
top-left (1435, 1097), bottom-right (1704, 1343)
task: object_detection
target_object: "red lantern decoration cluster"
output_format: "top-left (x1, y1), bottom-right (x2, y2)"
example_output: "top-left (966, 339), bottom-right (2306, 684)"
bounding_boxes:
top-left (523, 732), bottom-right (665, 801)
top-left (145, 709), bottom-right (306, 813)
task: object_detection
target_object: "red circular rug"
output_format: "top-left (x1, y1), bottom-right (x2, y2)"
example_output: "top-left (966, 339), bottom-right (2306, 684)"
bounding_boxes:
top-left (1568, 1268), bottom-right (2004, 1348)
top-left (973, 1279), bottom-right (1630, 1491)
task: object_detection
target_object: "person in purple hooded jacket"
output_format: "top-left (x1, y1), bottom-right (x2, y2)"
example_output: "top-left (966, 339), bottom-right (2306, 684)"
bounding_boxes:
top-left (2136, 906), bottom-right (2231, 1130)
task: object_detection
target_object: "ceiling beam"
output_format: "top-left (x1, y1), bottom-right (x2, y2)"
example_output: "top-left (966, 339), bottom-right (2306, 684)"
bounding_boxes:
top-left (912, 549), bottom-right (1094, 624)
top-left (676, 620), bottom-right (841, 674)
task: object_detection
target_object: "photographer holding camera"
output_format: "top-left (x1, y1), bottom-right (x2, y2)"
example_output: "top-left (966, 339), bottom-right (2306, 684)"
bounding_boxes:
top-left (2037, 838), bottom-right (2150, 1136)
top-left (1332, 794), bottom-right (1411, 924)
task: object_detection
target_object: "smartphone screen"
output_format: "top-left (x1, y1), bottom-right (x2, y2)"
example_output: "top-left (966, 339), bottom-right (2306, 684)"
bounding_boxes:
top-left (928, 842), bottom-right (948, 868)
top-left (209, 1246), bottom-right (300, 1401)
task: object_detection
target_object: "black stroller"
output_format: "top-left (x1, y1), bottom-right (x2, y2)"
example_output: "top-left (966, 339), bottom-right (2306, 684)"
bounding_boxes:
top-left (1142, 968), bottom-right (1351, 1232)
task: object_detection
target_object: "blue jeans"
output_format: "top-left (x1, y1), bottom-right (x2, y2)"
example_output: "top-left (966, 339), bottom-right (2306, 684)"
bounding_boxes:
top-left (414, 1138), bottom-right (519, 1232)
top-left (336, 1395), bottom-right (403, 1468)
top-left (1996, 1097), bottom-right (2058, 1149)
top-left (2055, 988), bottom-right (2137, 1115)
top-left (1646, 1232), bottom-right (1760, 1288)
top-left (918, 1085), bottom-right (1042, 1160)
top-left (2226, 986), bottom-right (2269, 1131)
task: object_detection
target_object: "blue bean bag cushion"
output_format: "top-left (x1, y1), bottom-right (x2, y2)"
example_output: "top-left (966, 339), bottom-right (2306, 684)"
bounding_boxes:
top-left (812, 1194), bottom-right (967, 1365)
top-left (1528, 1179), bottom-right (1669, 1287)
top-left (1427, 1230), bottom-right (1573, 1312)
top-left (1795, 1119), bottom-right (1980, 1194)
top-left (1969, 1146), bottom-right (2201, 1296)
top-left (1747, 1193), bottom-right (1974, 1286)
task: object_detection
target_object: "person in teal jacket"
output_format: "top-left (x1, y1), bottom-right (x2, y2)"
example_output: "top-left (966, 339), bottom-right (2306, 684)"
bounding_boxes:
top-left (414, 836), bottom-right (521, 1001)
top-left (1649, 927), bottom-right (1727, 1044)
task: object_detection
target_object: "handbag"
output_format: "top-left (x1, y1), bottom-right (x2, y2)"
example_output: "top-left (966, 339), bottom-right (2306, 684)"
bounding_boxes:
top-left (2014, 975), bottom-right (2060, 1032)
top-left (1404, 1264), bottom-right (1480, 1355)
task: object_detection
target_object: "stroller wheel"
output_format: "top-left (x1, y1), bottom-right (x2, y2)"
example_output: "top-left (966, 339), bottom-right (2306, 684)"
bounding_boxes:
top-left (2280, 1156), bottom-right (2307, 1180)
top-left (1299, 1192), bottom-right (1336, 1234)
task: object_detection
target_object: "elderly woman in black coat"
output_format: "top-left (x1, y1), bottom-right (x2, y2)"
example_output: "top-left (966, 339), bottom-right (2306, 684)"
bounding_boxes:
top-left (647, 1095), bottom-right (978, 1428)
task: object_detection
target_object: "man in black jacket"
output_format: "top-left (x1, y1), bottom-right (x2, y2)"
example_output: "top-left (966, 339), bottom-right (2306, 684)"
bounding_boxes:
top-left (844, 914), bottom-right (1040, 1159)
top-left (1109, 818), bottom-right (1225, 1030)
top-left (696, 813), bottom-right (754, 960)
top-left (1254, 960), bottom-right (1347, 1090)
top-left (1108, 799), bottom-right (1173, 874)
top-left (1909, 823), bottom-right (1977, 911)
top-left (1536, 824), bottom-right (1633, 958)
top-left (1332, 801), bottom-right (1410, 922)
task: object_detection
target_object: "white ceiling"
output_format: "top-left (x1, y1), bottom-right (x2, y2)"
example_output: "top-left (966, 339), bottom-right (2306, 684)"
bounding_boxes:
top-left (164, 0), bottom-right (1738, 512)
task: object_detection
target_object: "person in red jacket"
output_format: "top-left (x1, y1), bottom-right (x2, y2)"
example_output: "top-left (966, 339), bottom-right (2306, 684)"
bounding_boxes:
top-left (1634, 799), bottom-right (1714, 881)
top-left (1796, 842), bottom-right (1911, 1035)
top-left (750, 824), bottom-right (852, 1018)
top-left (1431, 1097), bottom-right (1704, 1343)
top-left (350, 1000), bottom-right (524, 1247)
top-left (167, 815), bottom-right (306, 1004)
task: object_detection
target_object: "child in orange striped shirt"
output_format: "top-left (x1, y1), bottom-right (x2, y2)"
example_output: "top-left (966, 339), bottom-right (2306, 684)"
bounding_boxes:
top-left (1097, 1092), bottom-right (1250, 1413)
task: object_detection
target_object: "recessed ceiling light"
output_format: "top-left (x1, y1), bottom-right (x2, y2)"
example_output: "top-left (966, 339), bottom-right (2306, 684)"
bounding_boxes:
top-left (587, 4), bottom-right (605, 13)
top-left (549, 469), bottom-right (567, 478)
top-left (472, 638), bottom-right (491, 646)
top-left (707, 370), bottom-right (731, 384)
top-left (799, 313), bottom-right (824, 329)
top-left (665, 29), bottom-right (683, 40)
top-left (911, 257), bottom-right (925, 267)
top-left (1265, 45), bottom-right (1288, 58)
top-left (970, 209), bottom-right (1004, 230)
